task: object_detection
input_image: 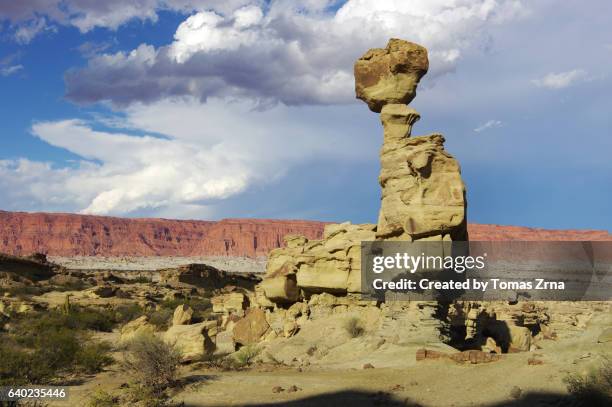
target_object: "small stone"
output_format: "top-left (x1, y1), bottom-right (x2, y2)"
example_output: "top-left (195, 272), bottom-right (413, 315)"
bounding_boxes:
top-left (272, 386), bottom-right (284, 393)
top-left (509, 386), bottom-right (522, 399)
top-left (527, 357), bottom-right (544, 365)
top-left (389, 384), bottom-right (405, 392)
top-left (362, 363), bottom-right (375, 369)
top-left (287, 385), bottom-right (301, 393)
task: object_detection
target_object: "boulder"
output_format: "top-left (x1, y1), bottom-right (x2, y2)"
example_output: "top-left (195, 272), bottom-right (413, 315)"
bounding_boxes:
top-left (163, 321), bottom-right (217, 361)
top-left (120, 316), bottom-right (156, 343)
top-left (89, 285), bottom-right (116, 298)
top-left (597, 327), bottom-right (612, 343)
top-left (355, 38), bottom-right (429, 113)
top-left (211, 292), bottom-right (247, 315)
top-left (172, 304), bottom-right (194, 325)
top-left (159, 263), bottom-right (260, 290)
top-left (260, 275), bottom-right (300, 303)
top-left (258, 223), bottom-right (376, 303)
top-left (233, 308), bottom-right (270, 346)
top-left (508, 325), bottom-right (532, 352)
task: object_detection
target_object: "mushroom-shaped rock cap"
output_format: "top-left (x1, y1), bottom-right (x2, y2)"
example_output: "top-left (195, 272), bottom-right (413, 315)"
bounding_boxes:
top-left (355, 38), bottom-right (429, 113)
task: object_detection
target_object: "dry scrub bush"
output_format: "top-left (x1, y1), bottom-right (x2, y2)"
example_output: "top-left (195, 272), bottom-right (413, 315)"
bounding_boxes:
top-left (121, 334), bottom-right (181, 396)
top-left (564, 356), bottom-right (612, 406)
top-left (87, 389), bottom-right (119, 407)
top-left (344, 316), bottom-right (365, 338)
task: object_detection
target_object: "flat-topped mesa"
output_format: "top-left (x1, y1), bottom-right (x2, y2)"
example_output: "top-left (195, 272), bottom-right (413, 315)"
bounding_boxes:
top-left (355, 38), bottom-right (429, 113)
top-left (356, 38), bottom-right (467, 241)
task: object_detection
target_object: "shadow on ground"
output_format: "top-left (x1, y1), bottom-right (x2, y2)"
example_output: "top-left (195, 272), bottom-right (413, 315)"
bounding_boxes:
top-left (183, 389), bottom-right (610, 407)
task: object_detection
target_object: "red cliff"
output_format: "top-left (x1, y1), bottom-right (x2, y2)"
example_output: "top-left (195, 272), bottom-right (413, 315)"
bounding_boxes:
top-left (0, 210), bottom-right (610, 257)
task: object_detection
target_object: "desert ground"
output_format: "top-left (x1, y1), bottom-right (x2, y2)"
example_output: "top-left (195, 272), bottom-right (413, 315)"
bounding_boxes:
top-left (1, 252), bottom-right (610, 407)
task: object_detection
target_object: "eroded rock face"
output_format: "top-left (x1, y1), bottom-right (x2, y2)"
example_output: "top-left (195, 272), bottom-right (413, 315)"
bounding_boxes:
top-left (355, 38), bottom-right (429, 113)
top-left (172, 304), bottom-right (194, 325)
top-left (164, 321), bottom-right (217, 361)
top-left (376, 105), bottom-right (467, 240)
top-left (233, 308), bottom-right (270, 346)
top-left (260, 223), bottom-right (376, 300)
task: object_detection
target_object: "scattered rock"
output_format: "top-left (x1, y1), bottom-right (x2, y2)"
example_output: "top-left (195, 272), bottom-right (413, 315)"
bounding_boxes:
top-left (89, 285), bottom-right (116, 298)
top-left (120, 316), bottom-right (156, 343)
top-left (233, 308), bottom-right (270, 346)
top-left (211, 292), bottom-right (247, 315)
top-left (286, 385), bottom-right (301, 393)
top-left (417, 348), bottom-right (501, 364)
top-left (527, 357), bottom-right (544, 366)
top-left (389, 384), bottom-right (405, 392)
top-left (172, 304), bottom-right (194, 325)
top-left (508, 325), bottom-right (532, 352)
top-left (597, 327), bottom-right (612, 343)
top-left (163, 321), bottom-right (217, 362)
top-left (509, 386), bottom-right (522, 399)
top-left (362, 363), bottom-right (375, 369)
top-left (272, 386), bottom-right (284, 393)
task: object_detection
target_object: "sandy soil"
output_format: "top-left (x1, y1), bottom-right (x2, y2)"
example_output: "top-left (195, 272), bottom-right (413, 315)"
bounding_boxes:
top-left (51, 310), bottom-right (611, 407)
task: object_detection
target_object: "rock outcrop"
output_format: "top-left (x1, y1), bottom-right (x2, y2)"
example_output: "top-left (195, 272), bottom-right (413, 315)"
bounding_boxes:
top-left (376, 106), bottom-right (467, 240)
top-left (262, 223), bottom-right (375, 299)
top-left (258, 38), bottom-right (467, 307)
top-left (356, 38), bottom-right (467, 240)
top-left (159, 263), bottom-right (260, 290)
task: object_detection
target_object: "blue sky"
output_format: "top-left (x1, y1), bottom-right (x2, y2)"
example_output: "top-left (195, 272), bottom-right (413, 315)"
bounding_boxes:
top-left (0, 0), bottom-right (610, 231)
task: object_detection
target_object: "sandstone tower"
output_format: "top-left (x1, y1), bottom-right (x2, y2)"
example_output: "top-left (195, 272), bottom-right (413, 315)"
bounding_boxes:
top-left (355, 38), bottom-right (468, 242)
top-left (258, 38), bottom-right (468, 304)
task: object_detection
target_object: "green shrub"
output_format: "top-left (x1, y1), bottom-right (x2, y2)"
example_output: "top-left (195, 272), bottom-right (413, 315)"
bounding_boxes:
top-left (114, 303), bottom-right (145, 324)
top-left (564, 357), bottom-right (612, 406)
top-left (344, 316), bottom-right (365, 338)
top-left (76, 341), bottom-right (114, 374)
top-left (234, 345), bottom-right (260, 367)
top-left (87, 389), bottom-right (119, 407)
top-left (146, 308), bottom-right (173, 330)
top-left (1, 315), bottom-right (114, 384)
top-left (14, 307), bottom-right (115, 338)
top-left (0, 341), bottom-right (51, 385)
top-left (131, 276), bottom-right (153, 284)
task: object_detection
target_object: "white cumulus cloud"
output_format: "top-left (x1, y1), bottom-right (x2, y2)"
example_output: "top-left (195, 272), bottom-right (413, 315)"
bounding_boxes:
top-left (65, 0), bottom-right (528, 107)
top-left (0, 97), bottom-right (371, 216)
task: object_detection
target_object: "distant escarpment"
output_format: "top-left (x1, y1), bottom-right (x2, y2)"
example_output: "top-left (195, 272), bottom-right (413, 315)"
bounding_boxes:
top-left (0, 210), bottom-right (610, 258)
top-left (0, 211), bottom-right (326, 258)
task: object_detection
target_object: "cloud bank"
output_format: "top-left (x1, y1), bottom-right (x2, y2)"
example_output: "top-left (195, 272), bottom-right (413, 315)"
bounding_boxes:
top-left (0, 98), bottom-right (370, 215)
top-left (65, 0), bottom-right (527, 107)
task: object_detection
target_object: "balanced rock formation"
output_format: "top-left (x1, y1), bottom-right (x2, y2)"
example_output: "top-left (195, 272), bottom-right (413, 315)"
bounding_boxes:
top-left (355, 39), bottom-right (467, 241)
top-left (355, 38), bottom-right (429, 112)
top-left (258, 38), bottom-right (466, 306)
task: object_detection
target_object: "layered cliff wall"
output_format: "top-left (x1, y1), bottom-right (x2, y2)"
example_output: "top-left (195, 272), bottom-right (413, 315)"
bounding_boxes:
top-left (0, 210), bottom-right (610, 258)
top-left (0, 211), bottom-right (326, 257)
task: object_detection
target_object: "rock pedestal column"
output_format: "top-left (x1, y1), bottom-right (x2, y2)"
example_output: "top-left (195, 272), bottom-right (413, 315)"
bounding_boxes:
top-left (355, 38), bottom-right (468, 241)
